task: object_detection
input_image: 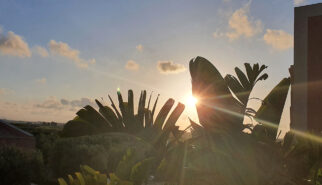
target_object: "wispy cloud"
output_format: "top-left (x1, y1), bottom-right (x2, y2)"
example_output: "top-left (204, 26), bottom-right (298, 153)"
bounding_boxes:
top-left (263, 29), bottom-right (293, 51)
top-left (48, 40), bottom-right (95, 68)
top-left (34, 46), bottom-right (49, 57)
top-left (34, 97), bottom-right (95, 111)
top-left (125, 60), bottom-right (139, 71)
top-left (0, 30), bottom-right (31, 58)
top-left (35, 78), bottom-right (47, 85)
top-left (0, 99), bottom-right (72, 122)
top-left (60, 97), bottom-right (95, 108)
top-left (157, 61), bottom-right (186, 74)
top-left (0, 96), bottom-right (97, 122)
top-left (225, 1), bottom-right (262, 41)
top-left (34, 96), bottom-right (64, 110)
top-left (136, 44), bottom-right (143, 52)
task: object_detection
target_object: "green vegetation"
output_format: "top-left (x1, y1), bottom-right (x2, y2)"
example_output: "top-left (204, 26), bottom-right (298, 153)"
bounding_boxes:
top-left (58, 150), bottom-right (156, 185)
top-left (0, 146), bottom-right (47, 185)
top-left (186, 56), bottom-right (321, 185)
top-left (58, 165), bottom-right (132, 185)
top-left (49, 133), bottom-right (154, 178)
top-left (2, 56), bottom-right (321, 185)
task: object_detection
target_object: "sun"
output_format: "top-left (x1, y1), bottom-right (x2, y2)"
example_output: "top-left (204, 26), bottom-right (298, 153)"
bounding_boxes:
top-left (186, 95), bottom-right (198, 107)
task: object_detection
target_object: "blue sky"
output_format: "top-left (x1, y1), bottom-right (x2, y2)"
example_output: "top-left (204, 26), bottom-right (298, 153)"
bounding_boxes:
top-left (0, 0), bottom-right (321, 131)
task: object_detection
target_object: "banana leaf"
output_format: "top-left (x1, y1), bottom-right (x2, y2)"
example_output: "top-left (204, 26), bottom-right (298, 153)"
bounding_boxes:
top-left (76, 105), bottom-right (111, 130)
top-left (96, 99), bottom-right (122, 129)
top-left (225, 63), bottom-right (268, 107)
top-left (254, 77), bottom-right (290, 140)
top-left (153, 98), bottom-right (175, 131)
top-left (189, 56), bottom-right (243, 132)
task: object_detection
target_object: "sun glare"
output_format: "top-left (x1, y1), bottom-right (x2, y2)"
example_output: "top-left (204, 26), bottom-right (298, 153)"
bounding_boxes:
top-left (186, 95), bottom-right (198, 107)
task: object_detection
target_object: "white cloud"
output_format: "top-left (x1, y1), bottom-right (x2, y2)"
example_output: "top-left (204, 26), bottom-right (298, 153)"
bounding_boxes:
top-left (157, 61), bottom-right (186, 74)
top-left (125, 60), bottom-right (139, 71)
top-left (226, 2), bottom-right (262, 41)
top-left (34, 46), bottom-right (49, 57)
top-left (35, 78), bottom-right (47, 85)
top-left (0, 31), bottom-right (31, 58)
top-left (48, 40), bottom-right (95, 68)
top-left (136, 44), bottom-right (143, 52)
top-left (294, 0), bottom-right (306, 6)
top-left (263, 29), bottom-right (293, 51)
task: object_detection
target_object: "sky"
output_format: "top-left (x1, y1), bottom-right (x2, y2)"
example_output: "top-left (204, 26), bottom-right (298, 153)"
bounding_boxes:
top-left (0, 0), bottom-right (321, 131)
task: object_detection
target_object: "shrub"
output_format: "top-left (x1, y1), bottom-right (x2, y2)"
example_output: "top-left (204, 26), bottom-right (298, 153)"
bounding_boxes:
top-left (49, 133), bottom-right (153, 178)
top-left (0, 146), bottom-right (46, 185)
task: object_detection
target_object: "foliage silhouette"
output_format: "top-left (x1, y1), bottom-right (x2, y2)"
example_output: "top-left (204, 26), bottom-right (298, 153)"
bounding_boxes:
top-left (62, 90), bottom-right (185, 150)
top-left (55, 56), bottom-right (322, 185)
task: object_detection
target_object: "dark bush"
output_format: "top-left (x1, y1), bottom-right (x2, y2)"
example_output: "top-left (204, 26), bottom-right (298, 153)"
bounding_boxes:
top-left (49, 133), bottom-right (153, 178)
top-left (0, 146), bottom-right (46, 185)
top-left (35, 132), bottom-right (59, 164)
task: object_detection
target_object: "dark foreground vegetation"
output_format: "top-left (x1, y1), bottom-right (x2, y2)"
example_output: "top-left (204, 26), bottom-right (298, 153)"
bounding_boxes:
top-left (1, 56), bottom-right (321, 185)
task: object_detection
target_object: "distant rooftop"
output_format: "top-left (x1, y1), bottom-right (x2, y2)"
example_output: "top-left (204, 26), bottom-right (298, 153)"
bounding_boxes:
top-left (0, 120), bottom-right (34, 138)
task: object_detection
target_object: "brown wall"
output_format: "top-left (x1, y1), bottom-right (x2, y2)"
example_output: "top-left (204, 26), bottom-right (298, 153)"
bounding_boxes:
top-left (307, 15), bottom-right (322, 133)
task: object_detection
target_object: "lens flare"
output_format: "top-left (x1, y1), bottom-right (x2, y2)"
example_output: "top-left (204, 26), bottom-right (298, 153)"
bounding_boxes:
top-left (186, 95), bottom-right (198, 107)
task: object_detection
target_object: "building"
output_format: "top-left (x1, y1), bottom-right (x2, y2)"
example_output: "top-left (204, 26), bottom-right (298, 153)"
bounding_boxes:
top-left (292, 3), bottom-right (322, 134)
top-left (0, 120), bottom-right (35, 149)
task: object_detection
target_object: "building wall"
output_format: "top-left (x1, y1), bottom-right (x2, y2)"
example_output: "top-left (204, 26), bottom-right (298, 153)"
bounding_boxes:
top-left (0, 122), bottom-right (35, 150)
top-left (307, 15), bottom-right (322, 133)
top-left (292, 3), bottom-right (322, 133)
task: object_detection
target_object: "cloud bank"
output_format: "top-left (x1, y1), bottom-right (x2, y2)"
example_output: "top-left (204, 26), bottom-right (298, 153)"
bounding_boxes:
top-left (157, 61), bottom-right (186, 74)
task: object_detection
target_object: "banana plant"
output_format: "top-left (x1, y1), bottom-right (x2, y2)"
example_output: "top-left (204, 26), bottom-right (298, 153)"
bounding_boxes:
top-left (62, 90), bottom-right (185, 149)
top-left (58, 165), bottom-right (133, 185)
top-left (189, 56), bottom-right (245, 133)
top-left (224, 63), bottom-right (268, 119)
top-left (58, 149), bottom-right (156, 185)
top-left (189, 56), bottom-right (290, 137)
top-left (253, 77), bottom-right (291, 141)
